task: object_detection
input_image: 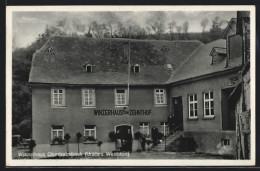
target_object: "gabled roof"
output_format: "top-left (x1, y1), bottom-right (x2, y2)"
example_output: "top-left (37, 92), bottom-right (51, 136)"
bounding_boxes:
top-left (209, 47), bottom-right (227, 56)
top-left (165, 39), bottom-right (242, 84)
top-left (29, 36), bottom-right (202, 85)
top-left (221, 18), bottom-right (237, 39)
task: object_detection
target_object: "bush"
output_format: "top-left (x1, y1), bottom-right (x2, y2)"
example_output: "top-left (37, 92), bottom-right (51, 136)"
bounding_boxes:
top-left (108, 131), bottom-right (116, 142)
top-left (52, 137), bottom-right (64, 145)
top-left (158, 132), bottom-right (164, 140)
top-left (134, 131), bottom-right (142, 140)
top-left (84, 136), bottom-right (96, 141)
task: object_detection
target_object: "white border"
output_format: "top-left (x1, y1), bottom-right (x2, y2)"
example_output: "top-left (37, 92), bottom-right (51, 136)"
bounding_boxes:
top-left (6, 5), bottom-right (256, 166)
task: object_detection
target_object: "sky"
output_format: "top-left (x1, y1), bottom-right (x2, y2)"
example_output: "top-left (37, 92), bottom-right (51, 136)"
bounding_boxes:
top-left (12, 11), bottom-right (236, 48)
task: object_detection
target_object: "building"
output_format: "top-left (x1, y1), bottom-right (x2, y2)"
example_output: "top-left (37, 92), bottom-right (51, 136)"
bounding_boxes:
top-left (29, 21), bottom-right (246, 156)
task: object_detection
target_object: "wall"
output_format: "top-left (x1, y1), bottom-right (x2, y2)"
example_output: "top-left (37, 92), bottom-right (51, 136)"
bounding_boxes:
top-left (32, 86), bottom-right (169, 145)
top-left (169, 72), bottom-right (239, 132)
top-left (184, 131), bottom-right (236, 155)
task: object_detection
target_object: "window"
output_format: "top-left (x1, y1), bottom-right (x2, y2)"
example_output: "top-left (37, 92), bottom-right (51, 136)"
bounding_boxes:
top-left (154, 89), bottom-right (166, 105)
top-left (140, 122), bottom-right (149, 136)
top-left (160, 122), bottom-right (169, 136)
top-left (84, 125), bottom-right (96, 141)
top-left (221, 139), bottom-right (230, 146)
top-left (204, 91), bottom-right (214, 117)
top-left (51, 88), bottom-right (65, 107)
top-left (86, 64), bottom-right (93, 73)
top-left (51, 125), bottom-right (64, 141)
top-left (82, 88), bottom-right (95, 107)
top-left (115, 89), bottom-right (127, 106)
top-left (133, 64), bottom-right (140, 74)
top-left (188, 94), bottom-right (198, 118)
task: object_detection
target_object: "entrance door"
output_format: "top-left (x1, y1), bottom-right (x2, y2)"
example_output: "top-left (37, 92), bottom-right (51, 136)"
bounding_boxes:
top-left (115, 125), bottom-right (132, 140)
top-left (115, 125), bottom-right (132, 151)
top-left (172, 96), bottom-right (183, 131)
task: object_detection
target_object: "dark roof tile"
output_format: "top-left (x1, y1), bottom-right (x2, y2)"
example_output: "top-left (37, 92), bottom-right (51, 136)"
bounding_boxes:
top-left (29, 36), bottom-right (202, 85)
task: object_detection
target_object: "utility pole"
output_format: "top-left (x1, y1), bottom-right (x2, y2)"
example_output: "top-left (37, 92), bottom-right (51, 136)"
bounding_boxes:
top-left (127, 26), bottom-right (131, 106)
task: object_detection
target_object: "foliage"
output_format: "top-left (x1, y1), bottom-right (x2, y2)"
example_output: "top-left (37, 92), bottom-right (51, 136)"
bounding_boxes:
top-left (29, 139), bottom-right (36, 153)
top-left (146, 11), bottom-right (167, 37)
top-left (64, 133), bottom-right (71, 141)
top-left (108, 131), bottom-right (116, 142)
top-left (200, 18), bottom-right (209, 32)
top-left (84, 136), bottom-right (96, 141)
top-left (52, 137), bottom-right (64, 145)
top-left (76, 132), bottom-right (83, 139)
top-left (134, 131), bottom-right (142, 140)
top-left (97, 141), bottom-right (103, 147)
top-left (158, 132), bottom-right (164, 140)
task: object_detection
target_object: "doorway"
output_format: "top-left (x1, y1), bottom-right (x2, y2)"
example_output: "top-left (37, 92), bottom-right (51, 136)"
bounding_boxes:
top-left (222, 88), bottom-right (236, 130)
top-left (172, 96), bottom-right (184, 131)
top-left (115, 124), bottom-right (133, 139)
top-left (115, 124), bottom-right (133, 151)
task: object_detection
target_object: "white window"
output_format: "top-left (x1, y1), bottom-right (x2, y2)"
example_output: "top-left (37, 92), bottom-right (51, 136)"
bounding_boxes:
top-left (140, 122), bottom-right (149, 136)
top-left (84, 125), bottom-right (96, 141)
top-left (188, 94), bottom-right (198, 118)
top-left (115, 89), bottom-right (127, 106)
top-left (82, 88), bottom-right (95, 107)
top-left (154, 89), bottom-right (166, 105)
top-left (51, 125), bottom-right (64, 141)
top-left (86, 64), bottom-right (93, 73)
top-left (204, 91), bottom-right (214, 117)
top-left (160, 122), bottom-right (169, 136)
top-left (51, 88), bottom-right (65, 107)
top-left (133, 64), bottom-right (140, 74)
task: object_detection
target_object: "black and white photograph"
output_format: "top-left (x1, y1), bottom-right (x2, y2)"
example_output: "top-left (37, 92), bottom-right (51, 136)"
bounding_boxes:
top-left (6, 5), bottom-right (255, 166)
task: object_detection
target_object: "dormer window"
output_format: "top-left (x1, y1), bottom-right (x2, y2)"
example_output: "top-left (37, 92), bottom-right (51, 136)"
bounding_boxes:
top-left (166, 64), bottom-right (173, 70)
top-left (86, 64), bottom-right (93, 73)
top-left (161, 45), bottom-right (170, 52)
top-left (133, 64), bottom-right (140, 74)
top-left (209, 47), bottom-right (227, 64)
top-left (47, 47), bottom-right (54, 53)
top-left (108, 44), bottom-right (116, 51)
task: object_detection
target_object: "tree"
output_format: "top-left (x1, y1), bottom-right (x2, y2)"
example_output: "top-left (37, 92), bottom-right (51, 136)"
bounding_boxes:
top-left (64, 133), bottom-right (71, 153)
top-left (200, 18), bottom-right (209, 32)
top-left (183, 21), bottom-right (189, 33)
top-left (146, 11), bottom-right (167, 39)
top-left (90, 21), bottom-right (106, 38)
top-left (176, 26), bottom-right (182, 39)
top-left (76, 132), bottom-right (82, 153)
top-left (102, 12), bottom-right (121, 38)
top-left (29, 139), bottom-right (36, 159)
top-left (97, 141), bottom-right (103, 153)
top-left (168, 21), bottom-right (176, 40)
top-left (29, 139), bottom-right (36, 153)
top-left (210, 16), bottom-right (224, 40)
top-left (182, 21), bottom-right (189, 39)
top-left (134, 131), bottom-right (142, 151)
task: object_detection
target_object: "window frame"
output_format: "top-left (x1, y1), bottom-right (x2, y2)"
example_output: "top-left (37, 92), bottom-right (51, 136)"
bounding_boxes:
top-left (86, 64), bottom-right (93, 73)
top-left (114, 88), bottom-right (128, 107)
top-left (154, 88), bottom-right (167, 106)
top-left (203, 91), bottom-right (214, 118)
top-left (51, 125), bottom-right (64, 141)
top-left (82, 88), bottom-right (96, 108)
top-left (139, 122), bottom-right (149, 136)
top-left (160, 122), bottom-right (169, 136)
top-left (51, 88), bottom-right (66, 107)
top-left (188, 94), bottom-right (198, 119)
top-left (133, 64), bottom-right (140, 74)
top-left (84, 125), bottom-right (96, 139)
top-left (221, 139), bottom-right (230, 146)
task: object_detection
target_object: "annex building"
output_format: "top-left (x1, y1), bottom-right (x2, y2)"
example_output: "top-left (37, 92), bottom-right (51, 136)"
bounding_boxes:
top-left (29, 20), bottom-right (244, 156)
